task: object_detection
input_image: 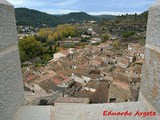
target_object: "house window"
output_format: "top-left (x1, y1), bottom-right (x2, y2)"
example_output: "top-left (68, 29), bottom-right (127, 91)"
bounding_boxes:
top-left (109, 97), bottom-right (116, 103)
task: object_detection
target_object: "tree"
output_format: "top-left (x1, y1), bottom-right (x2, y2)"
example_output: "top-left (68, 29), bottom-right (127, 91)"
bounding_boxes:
top-left (39, 99), bottom-right (48, 105)
top-left (112, 40), bottom-right (119, 49)
top-left (53, 24), bottom-right (76, 40)
top-left (123, 31), bottom-right (135, 38)
top-left (19, 50), bottom-right (28, 63)
top-left (18, 36), bottom-right (44, 63)
top-left (101, 34), bottom-right (109, 42)
top-left (38, 28), bottom-right (54, 43)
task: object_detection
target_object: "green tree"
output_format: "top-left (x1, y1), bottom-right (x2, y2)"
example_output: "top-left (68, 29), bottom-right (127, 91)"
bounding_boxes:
top-left (38, 28), bottom-right (54, 43)
top-left (19, 50), bottom-right (28, 63)
top-left (53, 24), bottom-right (76, 40)
top-left (39, 99), bottom-right (48, 105)
top-left (123, 31), bottom-right (135, 38)
top-left (101, 34), bottom-right (109, 42)
top-left (113, 40), bottom-right (119, 49)
top-left (18, 36), bottom-right (44, 63)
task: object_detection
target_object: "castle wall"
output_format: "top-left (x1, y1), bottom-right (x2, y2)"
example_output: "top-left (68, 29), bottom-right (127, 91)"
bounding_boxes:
top-left (139, 1), bottom-right (160, 113)
top-left (0, 1), bottom-right (24, 120)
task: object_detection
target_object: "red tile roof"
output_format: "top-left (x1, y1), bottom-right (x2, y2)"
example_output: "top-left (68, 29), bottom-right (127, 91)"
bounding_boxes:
top-left (25, 73), bottom-right (40, 83)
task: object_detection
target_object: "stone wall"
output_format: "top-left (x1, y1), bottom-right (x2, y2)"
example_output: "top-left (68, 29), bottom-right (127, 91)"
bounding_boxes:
top-left (139, 0), bottom-right (160, 113)
top-left (0, 1), bottom-right (24, 120)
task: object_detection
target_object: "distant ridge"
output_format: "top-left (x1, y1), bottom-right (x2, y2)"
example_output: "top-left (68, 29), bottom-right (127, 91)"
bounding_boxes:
top-left (15, 8), bottom-right (116, 27)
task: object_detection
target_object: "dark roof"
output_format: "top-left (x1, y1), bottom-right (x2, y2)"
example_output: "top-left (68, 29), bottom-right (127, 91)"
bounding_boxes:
top-left (133, 65), bottom-right (142, 74)
top-left (114, 73), bottom-right (129, 85)
top-left (109, 84), bottom-right (131, 102)
top-left (88, 69), bottom-right (101, 75)
top-left (38, 79), bottom-right (63, 92)
top-left (75, 90), bottom-right (94, 98)
top-left (90, 80), bottom-right (109, 103)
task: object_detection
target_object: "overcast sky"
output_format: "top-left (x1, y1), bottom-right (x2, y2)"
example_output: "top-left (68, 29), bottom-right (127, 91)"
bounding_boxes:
top-left (8, 0), bottom-right (156, 15)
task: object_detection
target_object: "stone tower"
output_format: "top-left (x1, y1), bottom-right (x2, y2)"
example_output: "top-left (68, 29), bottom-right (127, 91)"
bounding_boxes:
top-left (0, 0), bottom-right (24, 120)
top-left (139, 0), bottom-right (160, 113)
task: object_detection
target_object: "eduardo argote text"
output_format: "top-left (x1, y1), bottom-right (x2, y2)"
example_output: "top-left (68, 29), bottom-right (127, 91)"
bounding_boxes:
top-left (103, 110), bottom-right (156, 117)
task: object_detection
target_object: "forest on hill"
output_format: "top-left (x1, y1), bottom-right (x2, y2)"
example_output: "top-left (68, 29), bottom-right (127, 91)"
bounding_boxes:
top-left (15, 8), bottom-right (116, 27)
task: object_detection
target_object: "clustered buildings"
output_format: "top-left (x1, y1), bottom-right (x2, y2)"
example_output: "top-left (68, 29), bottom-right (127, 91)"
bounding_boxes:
top-left (23, 40), bottom-right (144, 105)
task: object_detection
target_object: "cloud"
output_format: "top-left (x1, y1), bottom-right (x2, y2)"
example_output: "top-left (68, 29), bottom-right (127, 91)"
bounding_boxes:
top-left (89, 11), bottom-right (142, 16)
top-left (43, 9), bottom-right (79, 15)
top-left (7, 0), bottom-right (156, 15)
top-left (55, 0), bottom-right (78, 7)
top-left (8, 0), bottom-right (25, 5)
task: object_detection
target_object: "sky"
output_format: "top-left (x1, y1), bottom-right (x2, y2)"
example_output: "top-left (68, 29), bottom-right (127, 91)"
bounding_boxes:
top-left (8, 0), bottom-right (156, 15)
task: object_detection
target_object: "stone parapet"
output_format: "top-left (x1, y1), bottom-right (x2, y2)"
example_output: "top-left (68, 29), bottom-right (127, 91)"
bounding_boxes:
top-left (0, 1), bottom-right (24, 120)
top-left (146, 1), bottom-right (160, 47)
top-left (54, 102), bottom-right (159, 120)
top-left (140, 0), bottom-right (160, 114)
top-left (0, 0), bottom-right (18, 49)
top-left (14, 106), bottom-right (52, 120)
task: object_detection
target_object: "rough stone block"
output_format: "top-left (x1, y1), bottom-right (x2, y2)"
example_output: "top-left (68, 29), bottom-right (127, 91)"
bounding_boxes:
top-left (14, 106), bottom-right (52, 120)
top-left (146, 3), bottom-right (160, 47)
top-left (0, 1), bottom-right (18, 49)
top-left (140, 48), bottom-right (160, 113)
top-left (54, 102), bottom-right (159, 120)
top-left (0, 49), bottom-right (24, 120)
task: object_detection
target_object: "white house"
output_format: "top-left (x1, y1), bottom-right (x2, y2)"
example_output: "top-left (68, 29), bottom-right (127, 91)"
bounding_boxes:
top-left (137, 47), bottom-right (145, 59)
top-left (90, 38), bottom-right (102, 44)
top-left (117, 57), bottom-right (130, 69)
top-left (53, 50), bottom-right (70, 60)
top-left (73, 74), bottom-right (91, 85)
top-left (84, 80), bottom-right (99, 93)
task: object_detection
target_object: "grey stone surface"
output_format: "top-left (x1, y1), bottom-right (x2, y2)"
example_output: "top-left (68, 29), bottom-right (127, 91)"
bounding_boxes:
top-left (146, 1), bottom-right (160, 47)
top-left (14, 106), bottom-right (52, 120)
top-left (0, 49), bottom-right (24, 120)
top-left (0, 1), bottom-right (18, 49)
top-left (140, 48), bottom-right (160, 113)
top-left (0, 1), bottom-right (24, 120)
top-left (54, 102), bottom-right (159, 120)
top-left (140, 0), bottom-right (160, 114)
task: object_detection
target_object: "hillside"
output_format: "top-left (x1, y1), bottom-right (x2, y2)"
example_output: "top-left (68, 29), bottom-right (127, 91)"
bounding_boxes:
top-left (100, 11), bottom-right (148, 44)
top-left (101, 11), bottom-right (148, 32)
top-left (15, 8), bottom-right (62, 27)
top-left (15, 8), bottom-right (116, 27)
top-left (60, 12), bottom-right (98, 23)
